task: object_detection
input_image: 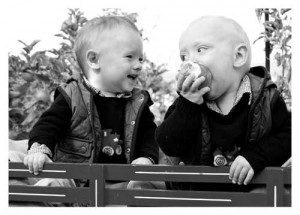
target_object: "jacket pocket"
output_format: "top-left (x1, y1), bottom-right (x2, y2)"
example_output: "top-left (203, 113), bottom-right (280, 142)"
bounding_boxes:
top-left (54, 137), bottom-right (93, 163)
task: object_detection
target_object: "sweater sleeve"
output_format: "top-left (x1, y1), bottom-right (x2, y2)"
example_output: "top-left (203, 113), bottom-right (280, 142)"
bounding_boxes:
top-left (28, 93), bottom-right (72, 153)
top-left (239, 95), bottom-right (291, 173)
top-left (134, 92), bottom-right (159, 163)
top-left (155, 95), bottom-right (203, 157)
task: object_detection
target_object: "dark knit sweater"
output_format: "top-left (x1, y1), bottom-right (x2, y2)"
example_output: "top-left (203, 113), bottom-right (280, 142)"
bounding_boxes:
top-left (208, 94), bottom-right (250, 154)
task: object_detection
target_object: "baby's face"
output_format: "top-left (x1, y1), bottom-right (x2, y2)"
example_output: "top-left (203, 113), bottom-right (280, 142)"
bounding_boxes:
top-left (92, 27), bottom-right (143, 94)
top-left (179, 19), bottom-right (239, 101)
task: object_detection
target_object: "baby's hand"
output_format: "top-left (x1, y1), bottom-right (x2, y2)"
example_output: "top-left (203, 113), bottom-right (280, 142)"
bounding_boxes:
top-left (229, 155), bottom-right (254, 185)
top-left (24, 152), bottom-right (53, 175)
top-left (177, 61), bottom-right (211, 105)
top-left (177, 72), bottom-right (210, 105)
top-left (131, 157), bottom-right (153, 165)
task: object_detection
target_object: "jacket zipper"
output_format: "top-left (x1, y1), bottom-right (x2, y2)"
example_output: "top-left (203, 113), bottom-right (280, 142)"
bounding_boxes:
top-left (130, 91), bottom-right (148, 161)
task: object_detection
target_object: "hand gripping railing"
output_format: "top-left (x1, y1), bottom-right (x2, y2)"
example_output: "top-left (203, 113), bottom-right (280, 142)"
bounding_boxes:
top-left (9, 162), bottom-right (291, 207)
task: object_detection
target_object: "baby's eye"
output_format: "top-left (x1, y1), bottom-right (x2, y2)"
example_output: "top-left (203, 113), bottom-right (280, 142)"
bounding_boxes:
top-left (139, 57), bottom-right (144, 63)
top-left (197, 47), bottom-right (207, 53)
top-left (126, 55), bottom-right (133, 59)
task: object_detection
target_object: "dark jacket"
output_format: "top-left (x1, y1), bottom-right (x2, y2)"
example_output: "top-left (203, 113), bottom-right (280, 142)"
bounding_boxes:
top-left (29, 79), bottom-right (158, 164)
top-left (156, 66), bottom-right (291, 190)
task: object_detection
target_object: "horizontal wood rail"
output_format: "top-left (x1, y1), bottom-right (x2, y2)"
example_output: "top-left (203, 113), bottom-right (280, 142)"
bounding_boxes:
top-left (9, 162), bottom-right (291, 207)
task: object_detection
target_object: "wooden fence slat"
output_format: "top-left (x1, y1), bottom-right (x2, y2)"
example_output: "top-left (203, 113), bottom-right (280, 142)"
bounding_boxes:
top-left (9, 162), bottom-right (90, 179)
top-left (9, 185), bottom-right (90, 204)
top-left (105, 189), bottom-right (268, 207)
top-left (103, 165), bottom-right (288, 184)
top-left (105, 165), bottom-right (232, 183)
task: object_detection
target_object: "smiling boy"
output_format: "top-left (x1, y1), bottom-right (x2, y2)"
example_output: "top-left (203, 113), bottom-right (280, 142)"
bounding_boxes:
top-left (24, 16), bottom-right (158, 181)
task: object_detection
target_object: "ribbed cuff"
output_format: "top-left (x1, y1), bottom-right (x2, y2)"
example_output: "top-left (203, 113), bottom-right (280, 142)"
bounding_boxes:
top-left (28, 142), bottom-right (53, 158)
top-left (146, 156), bottom-right (156, 164)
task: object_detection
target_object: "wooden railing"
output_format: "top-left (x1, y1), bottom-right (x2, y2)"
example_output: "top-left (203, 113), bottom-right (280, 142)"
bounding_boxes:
top-left (9, 162), bottom-right (291, 207)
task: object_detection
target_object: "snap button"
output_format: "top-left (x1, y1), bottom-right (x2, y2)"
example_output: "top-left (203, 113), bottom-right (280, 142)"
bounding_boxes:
top-left (139, 95), bottom-right (144, 101)
top-left (130, 121), bottom-right (135, 125)
top-left (126, 147), bottom-right (131, 153)
top-left (80, 146), bottom-right (87, 153)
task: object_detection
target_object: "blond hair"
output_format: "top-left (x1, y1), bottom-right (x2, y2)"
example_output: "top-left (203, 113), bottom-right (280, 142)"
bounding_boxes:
top-left (74, 16), bottom-right (140, 74)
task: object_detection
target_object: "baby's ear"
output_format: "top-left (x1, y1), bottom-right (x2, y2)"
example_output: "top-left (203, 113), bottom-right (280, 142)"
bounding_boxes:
top-left (86, 50), bottom-right (101, 70)
top-left (233, 43), bottom-right (249, 68)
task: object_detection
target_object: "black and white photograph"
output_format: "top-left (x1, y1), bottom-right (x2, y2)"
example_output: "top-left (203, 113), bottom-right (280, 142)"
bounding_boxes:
top-left (2, 0), bottom-right (296, 212)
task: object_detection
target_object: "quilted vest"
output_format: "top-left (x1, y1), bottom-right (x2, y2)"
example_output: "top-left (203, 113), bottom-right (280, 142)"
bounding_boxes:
top-left (52, 79), bottom-right (148, 164)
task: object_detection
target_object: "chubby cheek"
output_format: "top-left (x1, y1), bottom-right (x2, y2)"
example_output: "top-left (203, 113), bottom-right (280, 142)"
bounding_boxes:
top-left (204, 76), bottom-right (221, 101)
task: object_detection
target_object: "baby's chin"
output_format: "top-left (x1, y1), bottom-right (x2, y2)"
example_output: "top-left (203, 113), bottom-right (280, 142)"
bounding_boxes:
top-left (117, 85), bottom-right (135, 94)
top-left (124, 84), bottom-right (135, 92)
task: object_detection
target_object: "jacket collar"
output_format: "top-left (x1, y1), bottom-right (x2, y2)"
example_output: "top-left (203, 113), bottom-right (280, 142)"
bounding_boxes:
top-left (82, 75), bottom-right (132, 98)
top-left (206, 74), bottom-right (252, 115)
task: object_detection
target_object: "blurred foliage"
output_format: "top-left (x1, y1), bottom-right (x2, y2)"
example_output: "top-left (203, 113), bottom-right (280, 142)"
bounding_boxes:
top-left (254, 8), bottom-right (291, 111)
top-left (9, 8), bottom-right (176, 140)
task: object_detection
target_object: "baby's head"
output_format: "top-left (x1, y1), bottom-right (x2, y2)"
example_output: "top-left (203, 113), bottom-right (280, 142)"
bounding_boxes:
top-left (74, 16), bottom-right (144, 95)
top-left (179, 16), bottom-right (252, 101)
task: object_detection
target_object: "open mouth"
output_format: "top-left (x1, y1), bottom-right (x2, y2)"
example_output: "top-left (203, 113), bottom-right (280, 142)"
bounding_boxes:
top-left (127, 74), bottom-right (138, 81)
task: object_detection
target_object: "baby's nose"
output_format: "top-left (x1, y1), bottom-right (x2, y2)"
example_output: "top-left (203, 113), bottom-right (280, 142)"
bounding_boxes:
top-left (133, 62), bottom-right (142, 71)
top-left (188, 53), bottom-right (201, 63)
top-left (188, 57), bottom-right (198, 64)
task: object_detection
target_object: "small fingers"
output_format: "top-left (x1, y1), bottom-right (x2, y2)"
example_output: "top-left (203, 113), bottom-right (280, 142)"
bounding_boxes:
top-left (23, 155), bottom-right (29, 167)
top-left (27, 153), bottom-right (50, 175)
top-left (229, 156), bottom-right (254, 185)
top-left (177, 73), bottom-right (186, 92)
top-left (199, 86), bottom-right (210, 97)
top-left (229, 160), bottom-right (238, 180)
top-left (231, 163), bottom-right (243, 184)
top-left (38, 155), bottom-right (47, 171)
top-left (26, 155), bottom-right (34, 174)
top-left (244, 168), bottom-right (254, 185)
top-left (33, 155), bottom-right (40, 175)
top-left (190, 76), bottom-right (205, 92)
top-left (181, 73), bottom-right (196, 93)
top-left (237, 167), bottom-right (249, 185)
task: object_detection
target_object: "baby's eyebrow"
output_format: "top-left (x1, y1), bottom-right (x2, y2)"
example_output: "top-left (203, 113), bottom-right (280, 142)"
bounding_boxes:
top-left (180, 41), bottom-right (205, 53)
top-left (124, 50), bottom-right (142, 55)
top-left (179, 49), bottom-right (187, 54)
top-left (192, 41), bottom-right (212, 48)
top-left (192, 41), bottom-right (204, 47)
top-left (124, 51), bottom-right (144, 59)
